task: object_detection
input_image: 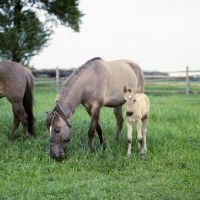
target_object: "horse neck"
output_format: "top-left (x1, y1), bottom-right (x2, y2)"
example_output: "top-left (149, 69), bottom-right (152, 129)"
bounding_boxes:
top-left (58, 90), bottom-right (82, 121)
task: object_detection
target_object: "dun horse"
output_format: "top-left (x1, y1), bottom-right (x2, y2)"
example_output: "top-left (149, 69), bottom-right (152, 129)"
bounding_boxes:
top-left (46, 57), bottom-right (144, 160)
top-left (0, 61), bottom-right (36, 139)
top-left (123, 86), bottom-right (150, 156)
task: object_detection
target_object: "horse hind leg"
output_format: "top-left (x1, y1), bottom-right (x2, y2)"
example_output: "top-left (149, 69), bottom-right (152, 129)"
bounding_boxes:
top-left (11, 111), bottom-right (20, 140)
top-left (12, 103), bottom-right (29, 139)
top-left (113, 106), bottom-right (123, 142)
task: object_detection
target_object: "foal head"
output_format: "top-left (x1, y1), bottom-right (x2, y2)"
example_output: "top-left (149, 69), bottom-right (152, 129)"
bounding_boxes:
top-left (123, 86), bottom-right (138, 117)
top-left (46, 106), bottom-right (72, 161)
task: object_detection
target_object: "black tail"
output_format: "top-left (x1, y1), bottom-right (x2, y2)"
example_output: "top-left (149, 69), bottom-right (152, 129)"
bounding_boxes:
top-left (137, 68), bottom-right (145, 93)
top-left (23, 68), bottom-right (36, 137)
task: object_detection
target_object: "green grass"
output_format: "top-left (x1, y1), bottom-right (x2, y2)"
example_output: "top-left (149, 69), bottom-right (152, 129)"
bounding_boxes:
top-left (145, 80), bottom-right (200, 93)
top-left (0, 87), bottom-right (200, 199)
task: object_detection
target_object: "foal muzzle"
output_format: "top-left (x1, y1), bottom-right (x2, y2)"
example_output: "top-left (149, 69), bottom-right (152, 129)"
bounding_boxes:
top-left (126, 111), bottom-right (133, 116)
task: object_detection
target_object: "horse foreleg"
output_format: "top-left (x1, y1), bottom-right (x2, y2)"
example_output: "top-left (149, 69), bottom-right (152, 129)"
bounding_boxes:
top-left (113, 106), bottom-right (123, 141)
top-left (126, 120), bottom-right (132, 156)
top-left (140, 118), bottom-right (148, 156)
top-left (88, 105), bottom-right (101, 152)
top-left (135, 119), bottom-right (143, 151)
top-left (85, 107), bottom-right (104, 146)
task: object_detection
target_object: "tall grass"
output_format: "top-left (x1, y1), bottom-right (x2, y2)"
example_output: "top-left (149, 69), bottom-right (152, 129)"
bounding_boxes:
top-left (0, 87), bottom-right (199, 199)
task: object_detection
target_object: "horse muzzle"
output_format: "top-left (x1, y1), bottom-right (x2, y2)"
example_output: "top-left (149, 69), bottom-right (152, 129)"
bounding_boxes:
top-left (51, 151), bottom-right (65, 161)
top-left (126, 111), bottom-right (133, 117)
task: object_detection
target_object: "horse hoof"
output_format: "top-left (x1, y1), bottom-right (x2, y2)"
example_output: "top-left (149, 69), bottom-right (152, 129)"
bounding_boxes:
top-left (115, 136), bottom-right (119, 142)
top-left (140, 151), bottom-right (147, 157)
top-left (32, 133), bottom-right (37, 138)
top-left (102, 142), bottom-right (106, 150)
top-left (11, 135), bottom-right (16, 141)
top-left (127, 153), bottom-right (131, 157)
top-left (23, 134), bottom-right (29, 140)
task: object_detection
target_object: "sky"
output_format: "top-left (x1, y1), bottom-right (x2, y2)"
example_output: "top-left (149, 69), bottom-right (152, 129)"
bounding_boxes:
top-left (30, 0), bottom-right (200, 73)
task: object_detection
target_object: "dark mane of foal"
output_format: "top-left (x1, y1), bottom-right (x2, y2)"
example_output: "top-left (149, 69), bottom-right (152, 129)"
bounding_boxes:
top-left (56, 57), bottom-right (102, 102)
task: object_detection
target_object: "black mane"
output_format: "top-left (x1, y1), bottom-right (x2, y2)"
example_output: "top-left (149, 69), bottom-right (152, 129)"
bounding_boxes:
top-left (56, 57), bottom-right (102, 102)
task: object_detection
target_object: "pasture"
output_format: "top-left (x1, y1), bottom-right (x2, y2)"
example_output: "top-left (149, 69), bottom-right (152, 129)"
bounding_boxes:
top-left (0, 86), bottom-right (200, 199)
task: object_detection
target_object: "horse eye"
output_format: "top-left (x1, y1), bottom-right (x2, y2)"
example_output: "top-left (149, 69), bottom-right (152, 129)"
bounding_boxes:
top-left (134, 99), bottom-right (137, 103)
top-left (124, 99), bottom-right (126, 103)
top-left (55, 127), bottom-right (61, 133)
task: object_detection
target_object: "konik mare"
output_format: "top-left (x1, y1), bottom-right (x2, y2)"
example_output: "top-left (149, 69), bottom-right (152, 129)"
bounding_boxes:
top-left (0, 61), bottom-right (36, 139)
top-left (46, 57), bottom-right (144, 160)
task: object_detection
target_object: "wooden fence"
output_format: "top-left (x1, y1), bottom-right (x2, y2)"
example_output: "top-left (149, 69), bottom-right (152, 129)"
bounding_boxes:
top-left (144, 66), bottom-right (200, 94)
top-left (34, 66), bottom-right (200, 94)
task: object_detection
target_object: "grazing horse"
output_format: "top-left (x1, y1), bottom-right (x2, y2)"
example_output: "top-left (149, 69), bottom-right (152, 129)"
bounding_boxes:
top-left (46, 57), bottom-right (144, 160)
top-left (123, 86), bottom-right (150, 156)
top-left (0, 61), bottom-right (36, 139)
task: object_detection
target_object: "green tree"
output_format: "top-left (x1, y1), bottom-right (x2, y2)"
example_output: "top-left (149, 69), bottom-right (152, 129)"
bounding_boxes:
top-left (0, 0), bottom-right (83, 66)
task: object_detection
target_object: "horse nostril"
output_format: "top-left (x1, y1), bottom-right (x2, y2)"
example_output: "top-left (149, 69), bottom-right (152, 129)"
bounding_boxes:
top-left (126, 111), bottom-right (133, 116)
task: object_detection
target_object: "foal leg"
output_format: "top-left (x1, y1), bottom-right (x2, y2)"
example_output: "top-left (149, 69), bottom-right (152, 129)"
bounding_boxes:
top-left (140, 118), bottom-right (148, 156)
top-left (126, 120), bottom-right (132, 156)
top-left (88, 104), bottom-right (102, 152)
top-left (12, 103), bottom-right (29, 139)
top-left (135, 119), bottom-right (143, 151)
top-left (113, 106), bottom-right (123, 141)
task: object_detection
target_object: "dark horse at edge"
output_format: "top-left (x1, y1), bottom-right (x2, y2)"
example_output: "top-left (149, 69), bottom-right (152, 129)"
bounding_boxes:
top-left (0, 61), bottom-right (36, 139)
top-left (46, 57), bottom-right (144, 160)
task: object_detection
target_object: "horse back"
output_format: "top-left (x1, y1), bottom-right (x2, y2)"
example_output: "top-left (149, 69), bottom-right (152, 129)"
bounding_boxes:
top-left (77, 59), bottom-right (144, 107)
top-left (0, 61), bottom-right (27, 102)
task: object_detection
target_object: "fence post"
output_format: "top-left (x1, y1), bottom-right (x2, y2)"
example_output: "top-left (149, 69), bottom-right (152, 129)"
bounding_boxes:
top-left (186, 66), bottom-right (190, 95)
top-left (56, 66), bottom-right (59, 93)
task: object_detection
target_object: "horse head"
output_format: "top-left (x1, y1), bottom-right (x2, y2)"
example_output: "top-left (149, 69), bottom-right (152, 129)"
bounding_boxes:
top-left (123, 86), bottom-right (138, 117)
top-left (46, 104), bottom-right (72, 161)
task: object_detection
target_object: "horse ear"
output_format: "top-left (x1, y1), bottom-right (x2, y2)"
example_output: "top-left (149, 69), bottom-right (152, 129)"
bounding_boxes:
top-left (46, 111), bottom-right (50, 116)
top-left (54, 111), bottom-right (60, 119)
top-left (132, 88), bottom-right (138, 94)
top-left (123, 86), bottom-right (127, 93)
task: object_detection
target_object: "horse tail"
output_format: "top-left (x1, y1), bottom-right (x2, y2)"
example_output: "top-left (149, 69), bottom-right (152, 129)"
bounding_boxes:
top-left (137, 67), bottom-right (145, 93)
top-left (23, 68), bottom-right (36, 137)
top-left (129, 61), bottom-right (145, 93)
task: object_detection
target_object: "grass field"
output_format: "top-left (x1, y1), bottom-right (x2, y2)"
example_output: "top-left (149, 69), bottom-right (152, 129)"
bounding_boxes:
top-left (0, 86), bottom-right (200, 199)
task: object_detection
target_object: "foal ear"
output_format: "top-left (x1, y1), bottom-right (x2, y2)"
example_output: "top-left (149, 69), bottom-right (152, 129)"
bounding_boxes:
top-left (123, 86), bottom-right (127, 93)
top-left (132, 88), bottom-right (138, 94)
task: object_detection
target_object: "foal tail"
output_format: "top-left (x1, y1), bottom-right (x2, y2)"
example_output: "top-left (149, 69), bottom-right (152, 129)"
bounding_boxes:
top-left (23, 68), bottom-right (36, 137)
